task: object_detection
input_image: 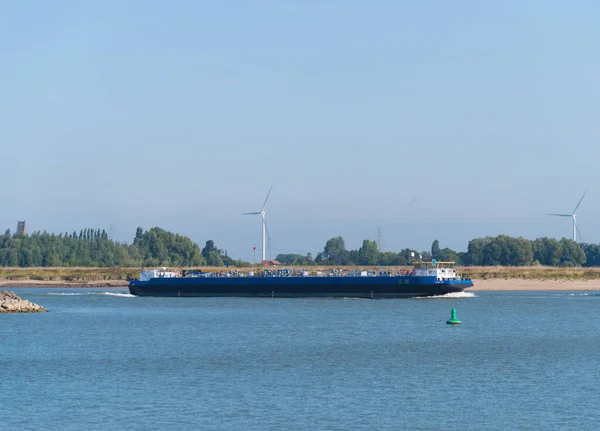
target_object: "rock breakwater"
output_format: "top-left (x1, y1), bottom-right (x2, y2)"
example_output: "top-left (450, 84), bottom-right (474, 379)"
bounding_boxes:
top-left (0, 290), bottom-right (47, 313)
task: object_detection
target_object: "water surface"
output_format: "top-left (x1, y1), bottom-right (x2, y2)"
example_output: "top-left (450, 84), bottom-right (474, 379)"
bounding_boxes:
top-left (1, 289), bottom-right (598, 430)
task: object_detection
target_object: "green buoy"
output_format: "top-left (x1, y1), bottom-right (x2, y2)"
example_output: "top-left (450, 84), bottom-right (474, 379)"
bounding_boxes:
top-left (446, 307), bottom-right (461, 324)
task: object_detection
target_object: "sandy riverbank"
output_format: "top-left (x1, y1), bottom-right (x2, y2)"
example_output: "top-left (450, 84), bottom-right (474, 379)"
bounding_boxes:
top-left (0, 280), bottom-right (128, 288)
top-left (467, 279), bottom-right (600, 291)
top-left (1, 278), bottom-right (599, 291)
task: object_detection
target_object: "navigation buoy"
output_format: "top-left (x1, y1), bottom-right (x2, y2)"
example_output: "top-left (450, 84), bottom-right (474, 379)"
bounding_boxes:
top-left (446, 308), bottom-right (461, 324)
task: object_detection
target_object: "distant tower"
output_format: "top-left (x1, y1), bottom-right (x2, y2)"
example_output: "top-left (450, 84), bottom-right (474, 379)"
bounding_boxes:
top-left (376, 227), bottom-right (385, 252)
top-left (16, 220), bottom-right (26, 235)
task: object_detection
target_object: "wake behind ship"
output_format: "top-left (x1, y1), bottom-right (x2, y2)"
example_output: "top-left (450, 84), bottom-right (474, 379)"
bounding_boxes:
top-left (129, 261), bottom-right (473, 298)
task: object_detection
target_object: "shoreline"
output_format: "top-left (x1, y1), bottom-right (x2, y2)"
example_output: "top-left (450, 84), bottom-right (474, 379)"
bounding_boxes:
top-left (0, 280), bottom-right (128, 288)
top-left (2, 279), bottom-right (600, 291)
top-left (467, 279), bottom-right (600, 291)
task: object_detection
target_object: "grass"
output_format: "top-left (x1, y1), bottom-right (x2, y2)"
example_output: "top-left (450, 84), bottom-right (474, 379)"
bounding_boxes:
top-left (0, 267), bottom-right (138, 282)
top-left (459, 266), bottom-right (600, 281)
top-left (1, 265), bottom-right (600, 282)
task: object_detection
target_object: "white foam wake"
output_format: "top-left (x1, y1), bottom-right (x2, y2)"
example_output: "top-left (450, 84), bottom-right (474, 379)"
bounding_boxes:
top-left (413, 291), bottom-right (476, 299)
top-left (47, 291), bottom-right (134, 297)
top-left (101, 292), bottom-right (136, 298)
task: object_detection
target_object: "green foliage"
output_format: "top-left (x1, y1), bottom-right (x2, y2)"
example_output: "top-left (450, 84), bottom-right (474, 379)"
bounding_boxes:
top-left (437, 248), bottom-right (460, 264)
top-left (0, 227), bottom-right (218, 268)
top-left (465, 237), bottom-right (492, 266)
top-left (311, 234), bottom-right (593, 267)
top-left (463, 235), bottom-right (586, 267)
top-left (378, 251), bottom-right (403, 266)
top-left (135, 227), bottom-right (203, 267)
top-left (231, 259), bottom-right (252, 268)
top-left (275, 253), bottom-right (315, 266)
top-left (358, 240), bottom-right (379, 265)
top-left (201, 240), bottom-right (240, 267)
top-left (558, 238), bottom-right (586, 267)
top-left (0, 226), bottom-right (598, 269)
top-left (0, 229), bottom-right (132, 267)
top-left (316, 236), bottom-right (350, 265)
top-left (206, 251), bottom-right (224, 267)
top-left (431, 239), bottom-right (440, 259)
top-left (479, 235), bottom-right (533, 266)
top-left (532, 238), bottom-right (562, 266)
top-left (582, 243), bottom-right (600, 267)
top-left (202, 240), bottom-right (217, 260)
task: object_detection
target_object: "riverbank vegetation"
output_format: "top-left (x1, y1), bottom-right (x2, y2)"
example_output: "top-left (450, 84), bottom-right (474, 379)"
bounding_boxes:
top-left (0, 226), bottom-right (598, 271)
top-left (281, 235), bottom-right (593, 268)
top-left (2, 265), bottom-right (600, 284)
top-left (0, 228), bottom-right (248, 268)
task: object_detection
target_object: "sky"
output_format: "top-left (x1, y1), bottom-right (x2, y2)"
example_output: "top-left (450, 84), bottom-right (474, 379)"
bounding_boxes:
top-left (1, 0), bottom-right (599, 261)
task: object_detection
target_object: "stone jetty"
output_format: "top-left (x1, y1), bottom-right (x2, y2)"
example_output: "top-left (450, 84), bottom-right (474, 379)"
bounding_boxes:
top-left (0, 290), bottom-right (47, 313)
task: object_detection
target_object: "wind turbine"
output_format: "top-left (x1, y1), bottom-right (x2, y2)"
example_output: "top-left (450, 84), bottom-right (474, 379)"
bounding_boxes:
top-left (242, 185), bottom-right (273, 262)
top-left (549, 190), bottom-right (587, 242)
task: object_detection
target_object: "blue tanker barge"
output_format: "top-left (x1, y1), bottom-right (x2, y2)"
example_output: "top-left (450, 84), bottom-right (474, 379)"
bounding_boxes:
top-left (128, 261), bottom-right (473, 298)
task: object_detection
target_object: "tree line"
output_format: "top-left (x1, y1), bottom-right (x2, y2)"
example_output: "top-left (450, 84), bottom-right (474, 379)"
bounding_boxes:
top-left (277, 235), bottom-right (595, 267)
top-left (0, 227), bottom-right (248, 268)
top-left (0, 226), bottom-right (597, 267)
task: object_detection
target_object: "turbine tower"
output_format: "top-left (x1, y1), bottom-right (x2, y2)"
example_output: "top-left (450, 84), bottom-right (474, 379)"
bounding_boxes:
top-left (549, 190), bottom-right (587, 242)
top-left (242, 185), bottom-right (273, 262)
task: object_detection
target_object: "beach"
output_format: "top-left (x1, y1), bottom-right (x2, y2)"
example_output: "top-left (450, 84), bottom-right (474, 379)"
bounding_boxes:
top-left (468, 279), bottom-right (600, 291)
top-left (0, 280), bottom-right (128, 288)
top-left (2, 278), bottom-right (600, 291)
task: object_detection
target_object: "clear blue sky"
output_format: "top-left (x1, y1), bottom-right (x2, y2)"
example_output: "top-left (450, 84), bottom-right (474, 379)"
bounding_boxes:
top-left (2, 0), bottom-right (599, 261)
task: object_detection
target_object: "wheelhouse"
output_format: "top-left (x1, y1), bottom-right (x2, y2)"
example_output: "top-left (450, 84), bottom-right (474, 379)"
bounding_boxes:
top-left (412, 261), bottom-right (462, 280)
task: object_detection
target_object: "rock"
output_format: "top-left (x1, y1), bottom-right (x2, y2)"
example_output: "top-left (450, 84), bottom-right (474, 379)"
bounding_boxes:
top-left (0, 290), bottom-right (47, 313)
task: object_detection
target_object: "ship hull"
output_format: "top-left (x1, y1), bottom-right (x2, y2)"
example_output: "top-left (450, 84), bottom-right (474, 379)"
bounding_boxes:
top-left (129, 276), bottom-right (472, 298)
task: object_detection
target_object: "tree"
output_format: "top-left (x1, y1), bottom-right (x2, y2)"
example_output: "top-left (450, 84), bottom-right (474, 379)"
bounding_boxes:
top-left (378, 252), bottom-right (403, 266)
top-left (134, 227), bottom-right (204, 267)
top-left (275, 253), bottom-right (315, 265)
top-left (532, 237), bottom-right (562, 266)
top-left (319, 236), bottom-right (349, 265)
top-left (559, 238), bottom-right (586, 267)
top-left (398, 248), bottom-right (420, 264)
top-left (466, 237), bottom-right (493, 266)
top-left (582, 243), bottom-right (600, 267)
top-left (438, 248), bottom-right (460, 263)
top-left (202, 240), bottom-right (217, 260)
top-left (431, 240), bottom-right (440, 259)
top-left (206, 250), bottom-right (224, 267)
top-left (480, 235), bottom-right (532, 266)
top-left (358, 240), bottom-right (379, 265)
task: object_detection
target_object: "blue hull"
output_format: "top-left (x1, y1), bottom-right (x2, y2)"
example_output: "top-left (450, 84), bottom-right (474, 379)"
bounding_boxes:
top-left (129, 276), bottom-right (473, 298)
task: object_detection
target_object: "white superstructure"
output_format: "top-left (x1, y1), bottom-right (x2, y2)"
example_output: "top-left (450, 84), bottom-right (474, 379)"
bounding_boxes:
top-left (139, 268), bottom-right (179, 282)
top-left (413, 262), bottom-right (462, 281)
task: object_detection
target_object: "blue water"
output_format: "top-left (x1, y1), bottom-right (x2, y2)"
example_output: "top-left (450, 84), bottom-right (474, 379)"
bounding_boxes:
top-left (1, 288), bottom-right (599, 430)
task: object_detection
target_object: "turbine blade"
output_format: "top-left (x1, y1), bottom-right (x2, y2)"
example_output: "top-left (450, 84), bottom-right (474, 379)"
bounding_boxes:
top-left (260, 185), bottom-right (273, 212)
top-left (572, 190), bottom-right (588, 214)
top-left (242, 212), bottom-right (261, 215)
top-left (264, 220), bottom-right (272, 260)
top-left (576, 223), bottom-right (583, 242)
top-left (548, 213), bottom-right (571, 217)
